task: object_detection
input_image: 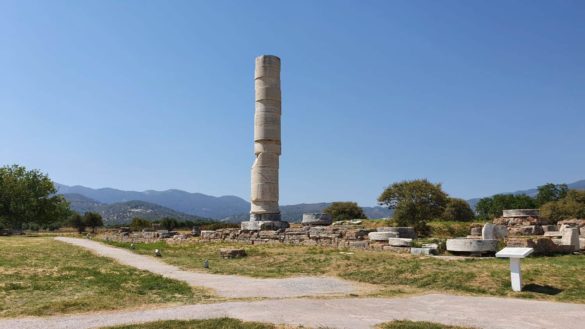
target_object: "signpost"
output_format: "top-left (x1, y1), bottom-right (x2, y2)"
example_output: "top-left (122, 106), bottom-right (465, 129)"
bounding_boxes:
top-left (496, 247), bottom-right (534, 292)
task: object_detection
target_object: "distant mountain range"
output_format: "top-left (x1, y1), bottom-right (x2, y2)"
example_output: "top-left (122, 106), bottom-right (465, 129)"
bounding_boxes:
top-left (466, 179), bottom-right (585, 209)
top-left (58, 179), bottom-right (585, 224)
top-left (62, 193), bottom-right (207, 225)
top-left (57, 184), bottom-right (391, 223)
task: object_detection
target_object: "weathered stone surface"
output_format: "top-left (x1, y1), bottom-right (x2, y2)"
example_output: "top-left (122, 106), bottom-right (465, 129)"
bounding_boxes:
top-left (200, 230), bottom-right (219, 239)
top-left (544, 231), bottom-right (563, 237)
top-left (388, 238), bottom-right (412, 247)
top-left (241, 220), bottom-right (289, 231)
top-left (482, 224), bottom-right (495, 240)
top-left (493, 216), bottom-right (544, 226)
top-left (562, 228), bottom-right (580, 252)
top-left (580, 238), bottom-right (585, 250)
top-left (411, 247), bottom-right (435, 256)
top-left (470, 227), bottom-right (482, 236)
top-left (446, 238), bottom-right (498, 254)
top-left (383, 245), bottom-right (411, 253)
top-left (376, 227), bottom-right (416, 239)
top-left (301, 213), bottom-right (333, 226)
top-left (509, 225), bottom-right (544, 236)
top-left (368, 231), bottom-right (397, 241)
top-left (220, 248), bottom-right (247, 259)
top-left (348, 241), bottom-right (369, 249)
top-left (507, 237), bottom-right (574, 255)
top-left (502, 209), bottom-right (540, 218)
top-left (542, 225), bottom-right (558, 232)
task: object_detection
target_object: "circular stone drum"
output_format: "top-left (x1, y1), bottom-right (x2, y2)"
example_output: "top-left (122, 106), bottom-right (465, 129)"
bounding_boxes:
top-left (376, 227), bottom-right (417, 239)
top-left (301, 213), bottom-right (333, 226)
top-left (446, 238), bottom-right (498, 254)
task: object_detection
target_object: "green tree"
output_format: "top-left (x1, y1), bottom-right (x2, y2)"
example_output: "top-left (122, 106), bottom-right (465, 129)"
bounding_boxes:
top-left (83, 212), bottom-right (103, 233)
top-left (536, 183), bottom-right (569, 206)
top-left (160, 217), bottom-right (179, 230)
top-left (69, 213), bottom-right (86, 234)
top-left (323, 202), bottom-right (367, 221)
top-left (475, 194), bottom-right (536, 219)
top-left (378, 179), bottom-right (448, 234)
top-left (130, 217), bottom-right (151, 231)
top-left (442, 198), bottom-right (475, 222)
top-left (0, 164), bottom-right (71, 229)
top-left (540, 190), bottom-right (585, 223)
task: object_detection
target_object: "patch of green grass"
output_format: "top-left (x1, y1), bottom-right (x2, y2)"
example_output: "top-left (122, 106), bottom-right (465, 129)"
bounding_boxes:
top-left (378, 320), bottom-right (474, 329)
top-left (103, 317), bottom-right (290, 329)
top-left (105, 239), bottom-right (585, 303)
top-left (0, 237), bottom-right (215, 317)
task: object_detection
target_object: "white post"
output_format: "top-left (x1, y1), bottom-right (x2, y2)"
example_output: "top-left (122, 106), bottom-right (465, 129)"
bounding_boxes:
top-left (509, 258), bottom-right (522, 292)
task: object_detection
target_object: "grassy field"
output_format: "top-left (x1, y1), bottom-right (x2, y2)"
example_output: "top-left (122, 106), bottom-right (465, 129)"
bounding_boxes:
top-left (378, 320), bottom-right (473, 329)
top-left (106, 239), bottom-right (585, 303)
top-left (0, 237), bottom-right (214, 317)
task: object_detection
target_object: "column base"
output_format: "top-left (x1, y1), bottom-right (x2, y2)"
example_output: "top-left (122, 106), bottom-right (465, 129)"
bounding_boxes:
top-left (241, 213), bottom-right (289, 231)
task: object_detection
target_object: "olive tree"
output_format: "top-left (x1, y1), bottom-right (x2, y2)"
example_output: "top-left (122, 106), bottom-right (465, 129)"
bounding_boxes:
top-left (323, 202), bottom-right (366, 221)
top-left (0, 165), bottom-right (70, 229)
top-left (378, 179), bottom-right (448, 234)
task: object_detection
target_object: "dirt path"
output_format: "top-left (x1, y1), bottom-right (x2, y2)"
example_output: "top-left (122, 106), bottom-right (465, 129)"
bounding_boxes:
top-left (3, 294), bottom-right (585, 329)
top-left (54, 237), bottom-right (359, 298)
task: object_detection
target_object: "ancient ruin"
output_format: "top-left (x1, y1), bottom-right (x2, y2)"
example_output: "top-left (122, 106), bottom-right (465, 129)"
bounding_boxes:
top-left (241, 55), bottom-right (289, 231)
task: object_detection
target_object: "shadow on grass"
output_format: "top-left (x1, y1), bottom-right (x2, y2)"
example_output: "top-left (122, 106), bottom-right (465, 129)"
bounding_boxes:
top-left (523, 284), bottom-right (563, 295)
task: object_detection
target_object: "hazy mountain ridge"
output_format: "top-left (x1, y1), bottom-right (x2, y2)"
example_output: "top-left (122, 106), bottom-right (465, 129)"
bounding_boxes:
top-left (61, 193), bottom-right (208, 225)
top-left (57, 184), bottom-right (249, 219)
top-left (58, 179), bottom-right (585, 222)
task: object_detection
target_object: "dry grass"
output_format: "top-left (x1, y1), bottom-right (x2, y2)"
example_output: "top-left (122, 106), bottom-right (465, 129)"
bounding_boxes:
top-left (106, 239), bottom-right (585, 303)
top-left (0, 237), bottom-right (215, 317)
top-left (103, 317), bottom-right (310, 329)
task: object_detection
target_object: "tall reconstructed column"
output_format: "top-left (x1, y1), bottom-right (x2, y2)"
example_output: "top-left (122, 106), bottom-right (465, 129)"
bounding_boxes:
top-left (242, 55), bottom-right (289, 230)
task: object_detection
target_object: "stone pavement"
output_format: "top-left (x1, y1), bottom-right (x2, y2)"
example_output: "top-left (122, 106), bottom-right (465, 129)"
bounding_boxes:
top-left (2, 294), bottom-right (585, 329)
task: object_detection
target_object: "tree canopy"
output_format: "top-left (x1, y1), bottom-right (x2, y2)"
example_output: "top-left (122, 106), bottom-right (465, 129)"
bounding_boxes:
top-left (0, 164), bottom-right (70, 229)
top-left (442, 198), bottom-right (475, 222)
top-left (540, 190), bottom-right (585, 222)
top-left (323, 202), bottom-right (366, 221)
top-left (475, 194), bottom-right (536, 219)
top-left (378, 179), bottom-right (448, 233)
top-left (536, 183), bottom-right (569, 206)
top-left (83, 212), bottom-right (104, 233)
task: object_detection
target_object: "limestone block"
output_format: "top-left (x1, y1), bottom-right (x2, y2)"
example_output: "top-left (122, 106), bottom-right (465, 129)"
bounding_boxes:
top-left (411, 247), bottom-right (435, 256)
top-left (580, 238), bottom-right (585, 250)
top-left (383, 246), bottom-right (411, 253)
top-left (348, 241), bottom-right (369, 249)
top-left (509, 225), bottom-right (544, 236)
top-left (470, 227), bottom-right (482, 236)
top-left (542, 225), bottom-right (558, 232)
top-left (388, 238), bottom-right (412, 247)
top-left (543, 231), bottom-right (563, 237)
top-left (368, 231), bottom-right (397, 241)
top-left (200, 230), bottom-right (217, 239)
top-left (502, 209), bottom-right (540, 218)
top-left (561, 228), bottom-right (580, 252)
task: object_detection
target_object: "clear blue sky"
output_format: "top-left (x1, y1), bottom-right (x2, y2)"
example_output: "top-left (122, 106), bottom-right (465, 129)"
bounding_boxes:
top-left (1, 0), bottom-right (584, 206)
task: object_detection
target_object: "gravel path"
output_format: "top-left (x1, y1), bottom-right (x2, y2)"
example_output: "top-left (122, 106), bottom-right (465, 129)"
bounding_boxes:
top-left (3, 294), bottom-right (585, 329)
top-left (55, 237), bottom-right (358, 298)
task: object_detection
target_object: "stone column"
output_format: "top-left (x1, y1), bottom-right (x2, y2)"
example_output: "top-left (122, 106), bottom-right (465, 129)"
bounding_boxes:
top-left (241, 55), bottom-right (289, 230)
